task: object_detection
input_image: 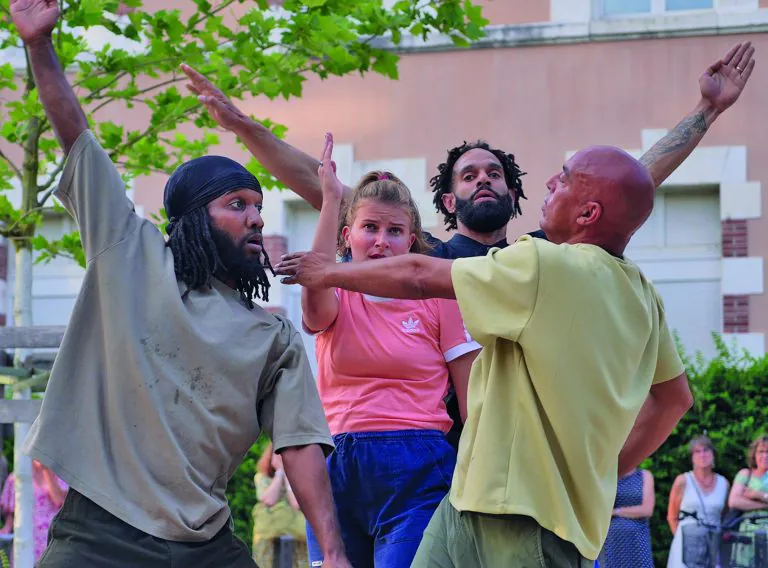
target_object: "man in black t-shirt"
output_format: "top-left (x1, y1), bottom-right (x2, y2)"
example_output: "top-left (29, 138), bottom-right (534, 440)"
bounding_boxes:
top-left (414, 139), bottom-right (545, 444)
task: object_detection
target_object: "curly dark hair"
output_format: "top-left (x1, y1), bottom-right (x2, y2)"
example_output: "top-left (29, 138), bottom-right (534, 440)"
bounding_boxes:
top-left (166, 207), bottom-right (272, 309)
top-left (429, 140), bottom-right (526, 231)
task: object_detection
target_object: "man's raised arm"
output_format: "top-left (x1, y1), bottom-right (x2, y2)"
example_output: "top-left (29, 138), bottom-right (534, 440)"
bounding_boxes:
top-left (641, 42), bottom-right (755, 188)
top-left (182, 65), bottom-right (352, 210)
top-left (11, 0), bottom-right (88, 155)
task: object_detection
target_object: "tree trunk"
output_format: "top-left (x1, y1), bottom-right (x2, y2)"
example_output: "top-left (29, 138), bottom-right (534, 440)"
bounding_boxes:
top-left (12, 245), bottom-right (34, 568)
top-left (11, 108), bottom-right (42, 567)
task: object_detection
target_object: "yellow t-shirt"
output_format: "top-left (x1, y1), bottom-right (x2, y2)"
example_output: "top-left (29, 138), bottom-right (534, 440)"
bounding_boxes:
top-left (449, 236), bottom-right (684, 560)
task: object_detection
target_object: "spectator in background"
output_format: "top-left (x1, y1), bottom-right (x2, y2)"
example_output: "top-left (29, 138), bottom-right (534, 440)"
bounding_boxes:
top-left (598, 469), bottom-right (655, 568)
top-left (666, 435), bottom-right (729, 568)
top-left (729, 435), bottom-right (768, 509)
top-left (727, 435), bottom-right (768, 566)
top-left (0, 460), bottom-right (68, 562)
top-left (252, 443), bottom-right (308, 568)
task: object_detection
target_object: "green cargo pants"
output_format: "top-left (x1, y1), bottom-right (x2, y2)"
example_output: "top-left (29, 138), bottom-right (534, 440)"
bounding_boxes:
top-left (412, 496), bottom-right (593, 568)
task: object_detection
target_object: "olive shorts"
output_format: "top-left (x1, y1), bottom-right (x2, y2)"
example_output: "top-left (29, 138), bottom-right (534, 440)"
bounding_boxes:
top-left (411, 496), bottom-right (593, 568)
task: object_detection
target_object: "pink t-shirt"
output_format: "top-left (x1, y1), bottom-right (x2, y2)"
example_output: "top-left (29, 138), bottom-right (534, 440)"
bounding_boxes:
top-left (311, 289), bottom-right (481, 435)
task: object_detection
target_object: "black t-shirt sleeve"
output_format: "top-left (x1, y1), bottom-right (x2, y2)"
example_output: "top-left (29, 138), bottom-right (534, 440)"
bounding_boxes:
top-left (527, 229), bottom-right (548, 240)
top-left (423, 231), bottom-right (451, 259)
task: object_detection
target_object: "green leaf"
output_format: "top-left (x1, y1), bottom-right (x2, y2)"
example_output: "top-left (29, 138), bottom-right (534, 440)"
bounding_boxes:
top-left (372, 51), bottom-right (399, 80)
top-left (32, 231), bottom-right (86, 268)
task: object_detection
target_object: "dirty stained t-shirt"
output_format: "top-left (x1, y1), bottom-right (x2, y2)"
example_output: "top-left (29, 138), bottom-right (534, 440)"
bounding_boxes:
top-left (23, 130), bottom-right (332, 542)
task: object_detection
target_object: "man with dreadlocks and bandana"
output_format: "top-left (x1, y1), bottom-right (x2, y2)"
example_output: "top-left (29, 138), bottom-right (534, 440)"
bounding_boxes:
top-left (181, 43), bottom-right (754, 448)
top-left (11, 1), bottom-right (351, 567)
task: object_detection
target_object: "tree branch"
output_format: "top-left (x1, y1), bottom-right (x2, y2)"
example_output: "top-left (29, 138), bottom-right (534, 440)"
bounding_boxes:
top-left (0, 149), bottom-right (23, 181)
top-left (24, 42), bottom-right (35, 93)
top-left (4, 206), bottom-right (47, 236)
top-left (87, 75), bottom-right (186, 116)
top-left (76, 71), bottom-right (129, 100)
top-left (201, 0), bottom-right (238, 26)
top-left (107, 107), bottom-right (205, 161)
top-left (71, 0), bottom-right (238, 87)
top-left (37, 158), bottom-right (66, 196)
top-left (38, 186), bottom-right (57, 207)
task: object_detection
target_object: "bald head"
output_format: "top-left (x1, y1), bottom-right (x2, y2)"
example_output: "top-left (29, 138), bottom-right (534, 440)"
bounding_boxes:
top-left (540, 145), bottom-right (655, 254)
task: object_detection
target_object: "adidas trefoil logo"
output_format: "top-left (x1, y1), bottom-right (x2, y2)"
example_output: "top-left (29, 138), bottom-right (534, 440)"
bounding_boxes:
top-left (402, 316), bottom-right (420, 334)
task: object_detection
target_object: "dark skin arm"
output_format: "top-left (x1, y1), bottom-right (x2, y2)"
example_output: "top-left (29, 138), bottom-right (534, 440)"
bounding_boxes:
top-left (281, 445), bottom-right (350, 568)
top-left (618, 374), bottom-right (693, 476)
top-left (181, 64), bottom-right (353, 211)
top-left (11, 0), bottom-right (89, 155)
top-left (276, 251), bottom-right (456, 300)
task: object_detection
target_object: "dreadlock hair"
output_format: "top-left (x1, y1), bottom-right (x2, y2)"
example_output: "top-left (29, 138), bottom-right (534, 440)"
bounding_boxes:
top-left (338, 171), bottom-right (431, 258)
top-left (429, 140), bottom-right (527, 231)
top-left (166, 207), bottom-right (273, 309)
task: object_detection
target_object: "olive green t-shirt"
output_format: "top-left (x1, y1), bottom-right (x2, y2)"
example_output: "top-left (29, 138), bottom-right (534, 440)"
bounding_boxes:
top-left (23, 130), bottom-right (332, 541)
top-left (450, 236), bottom-right (684, 560)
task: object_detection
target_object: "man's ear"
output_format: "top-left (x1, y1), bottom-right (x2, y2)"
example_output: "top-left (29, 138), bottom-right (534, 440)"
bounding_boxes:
top-left (442, 192), bottom-right (457, 214)
top-left (576, 201), bottom-right (602, 227)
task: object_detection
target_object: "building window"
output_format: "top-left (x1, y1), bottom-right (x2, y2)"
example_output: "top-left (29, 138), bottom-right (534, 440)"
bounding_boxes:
top-left (602, 0), bottom-right (713, 16)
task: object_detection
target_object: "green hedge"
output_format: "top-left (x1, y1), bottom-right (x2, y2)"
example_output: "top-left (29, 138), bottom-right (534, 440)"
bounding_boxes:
top-left (227, 434), bottom-right (271, 551)
top-left (645, 336), bottom-right (768, 567)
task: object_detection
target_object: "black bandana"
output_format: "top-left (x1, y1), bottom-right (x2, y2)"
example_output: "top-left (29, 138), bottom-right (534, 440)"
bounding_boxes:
top-left (163, 156), bottom-right (261, 235)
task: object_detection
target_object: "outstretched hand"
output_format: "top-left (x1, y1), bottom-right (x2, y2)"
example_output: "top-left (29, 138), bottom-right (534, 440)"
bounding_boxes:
top-left (275, 251), bottom-right (335, 289)
top-left (318, 133), bottom-right (345, 201)
top-left (180, 64), bottom-right (249, 132)
top-left (10, 0), bottom-right (60, 44)
top-left (700, 42), bottom-right (755, 113)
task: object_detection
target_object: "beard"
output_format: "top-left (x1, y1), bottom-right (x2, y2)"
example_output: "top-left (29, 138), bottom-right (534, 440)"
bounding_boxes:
top-left (454, 188), bottom-right (514, 234)
top-left (209, 225), bottom-right (273, 286)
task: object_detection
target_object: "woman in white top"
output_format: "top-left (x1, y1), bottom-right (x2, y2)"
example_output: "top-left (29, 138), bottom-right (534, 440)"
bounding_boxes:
top-left (666, 435), bottom-right (729, 568)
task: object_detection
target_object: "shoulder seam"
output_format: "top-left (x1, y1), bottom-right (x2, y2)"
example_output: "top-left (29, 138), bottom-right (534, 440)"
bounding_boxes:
top-left (87, 218), bottom-right (150, 265)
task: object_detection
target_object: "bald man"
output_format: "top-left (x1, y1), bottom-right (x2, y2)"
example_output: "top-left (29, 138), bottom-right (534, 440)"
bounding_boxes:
top-left (275, 145), bottom-right (693, 567)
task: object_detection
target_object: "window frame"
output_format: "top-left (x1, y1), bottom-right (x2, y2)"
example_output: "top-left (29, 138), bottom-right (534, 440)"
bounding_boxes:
top-left (595, 0), bottom-right (715, 18)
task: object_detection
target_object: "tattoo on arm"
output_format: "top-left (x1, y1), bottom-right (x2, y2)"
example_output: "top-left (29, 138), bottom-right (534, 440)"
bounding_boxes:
top-left (639, 112), bottom-right (708, 170)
